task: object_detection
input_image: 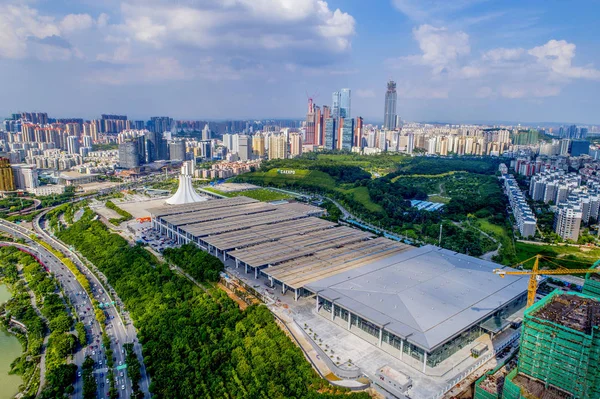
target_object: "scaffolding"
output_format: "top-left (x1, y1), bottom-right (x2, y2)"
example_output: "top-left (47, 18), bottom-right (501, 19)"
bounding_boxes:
top-left (502, 369), bottom-right (573, 399)
top-left (513, 290), bottom-right (600, 399)
top-left (582, 273), bottom-right (600, 299)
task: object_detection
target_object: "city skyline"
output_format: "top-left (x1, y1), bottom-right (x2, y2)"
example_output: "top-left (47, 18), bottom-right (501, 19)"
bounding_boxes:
top-left (1, 1), bottom-right (599, 124)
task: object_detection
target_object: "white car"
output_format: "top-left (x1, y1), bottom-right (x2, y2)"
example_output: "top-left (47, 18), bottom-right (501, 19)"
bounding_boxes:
top-left (121, 385), bottom-right (125, 390)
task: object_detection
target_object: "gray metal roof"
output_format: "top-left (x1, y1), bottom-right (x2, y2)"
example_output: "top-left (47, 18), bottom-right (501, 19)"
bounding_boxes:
top-left (305, 245), bottom-right (529, 352)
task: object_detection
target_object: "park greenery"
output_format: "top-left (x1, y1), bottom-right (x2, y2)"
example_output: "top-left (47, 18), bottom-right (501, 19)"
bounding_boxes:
top-left (105, 200), bottom-right (133, 225)
top-left (56, 210), bottom-right (370, 399)
top-left (163, 243), bottom-right (224, 282)
top-left (0, 246), bottom-right (78, 398)
top-left (0, 197), bottom-right (34, 217)
top-left (36, 186), bottom-right (76, 208)
top-left (203, 187), bottom-right (292, 202)
top-left (235, 154), bottom-right (512, 259)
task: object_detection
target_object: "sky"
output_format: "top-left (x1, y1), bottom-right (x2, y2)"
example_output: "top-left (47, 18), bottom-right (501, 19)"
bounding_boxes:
top-left (0, 0), bottom-right (599, 124)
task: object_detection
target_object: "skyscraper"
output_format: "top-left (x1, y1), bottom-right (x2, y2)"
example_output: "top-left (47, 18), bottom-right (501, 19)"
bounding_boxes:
top-left (324, 118), bottom-right (337, 150)
top-left (289, 132), bottom-right (303, 158)
top-left (305, 98), bottom-right (317, 145)
top-left (384, 80), bottom-right (397, 130)
top-left (332, 92), bottom-right (341, 119)
top-left (169, 140), bottom-right (186, 161)
top-left (340, 88), bottom-right (351, 118)
top-left (252, 134), bottom-right (266, 157)
top-left (340, 118), bottom-right (354, 150)
top-left (202, 124), bottom-right (211, 141)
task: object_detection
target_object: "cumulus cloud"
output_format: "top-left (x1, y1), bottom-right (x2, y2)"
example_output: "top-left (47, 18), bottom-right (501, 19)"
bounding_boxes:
top-left (60, 13), bottom-right (94, 33)
top-left (0, 4), bottom-right (60, 59)
top-left (528, 39), bottom-right (600, 80)
top-left (403, 25), bottom-right (470, 74)
top-left (391, 25), bottom-right (600, 101)
top-left (115, 0), bottom-right (355, 57)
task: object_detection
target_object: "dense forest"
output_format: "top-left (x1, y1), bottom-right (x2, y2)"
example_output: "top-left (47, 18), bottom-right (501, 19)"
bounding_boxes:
top-left (163, 243), bottom-right (223, 281)
top-left (57, 211), bottom-right (370, 399)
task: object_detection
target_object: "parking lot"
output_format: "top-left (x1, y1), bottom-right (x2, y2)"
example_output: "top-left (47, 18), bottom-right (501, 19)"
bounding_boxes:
top-left (135, 227), bottom-right (178, 253)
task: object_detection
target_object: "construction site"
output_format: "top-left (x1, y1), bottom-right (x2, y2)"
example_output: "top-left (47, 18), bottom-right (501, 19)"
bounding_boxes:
top-left (474, 290), bottom-right (600, 399)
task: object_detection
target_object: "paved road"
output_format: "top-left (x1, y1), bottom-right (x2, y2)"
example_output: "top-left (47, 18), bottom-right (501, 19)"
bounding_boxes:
top-left (0, 220), bottom-right (104, 399)
top-left (34, 205), bottom-right (151, 398)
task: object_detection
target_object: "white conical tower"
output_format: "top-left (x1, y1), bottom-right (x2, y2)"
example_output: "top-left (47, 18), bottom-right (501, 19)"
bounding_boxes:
top-left (165, 161), bottom-right (207, 205)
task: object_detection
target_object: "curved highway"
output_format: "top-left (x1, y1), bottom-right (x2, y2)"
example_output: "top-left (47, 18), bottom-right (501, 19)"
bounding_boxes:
top-left (34, 206), bottom-right (151, 399)
top-left (0, 220), bottom-right (104, 398)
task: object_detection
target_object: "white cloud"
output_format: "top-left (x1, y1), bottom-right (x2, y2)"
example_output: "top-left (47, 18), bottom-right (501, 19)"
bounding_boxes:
top-left (356, 89), bottom-right (376, 98)
top-left (391, 0), bottom-right (486, 22)
top-left (404, 25), bottom-right (470, 74)
top-left (60, 13), bottom-right (94, 33)
top-left (115, 0), bottom-right (355, 55)
top-left (482, 47), bottom-right (525, 62)
top-left (97, 13), bottom-right (109, 28)
top-left (528, 39), bottom-right (600, 80)
top-left (0, 4), bottom-right (60, 59)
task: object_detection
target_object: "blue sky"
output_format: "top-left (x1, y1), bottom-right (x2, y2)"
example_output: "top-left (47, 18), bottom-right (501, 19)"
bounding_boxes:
top-left (0, 0), bottom-right (599, 124)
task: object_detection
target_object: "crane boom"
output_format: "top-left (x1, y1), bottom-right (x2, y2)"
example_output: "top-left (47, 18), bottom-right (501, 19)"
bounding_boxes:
top-left (493, 254), bottom-right (600, 307)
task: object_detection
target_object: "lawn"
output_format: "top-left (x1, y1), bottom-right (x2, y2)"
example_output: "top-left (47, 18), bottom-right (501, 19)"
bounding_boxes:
top-left (203, 188), bottom-right (292, 202)
top-left (514, 242), bottom-right (600, 270)
top-left (343, 186), bottom-right (384, 213)
top-left (427, 195), bottom-right (451, 204)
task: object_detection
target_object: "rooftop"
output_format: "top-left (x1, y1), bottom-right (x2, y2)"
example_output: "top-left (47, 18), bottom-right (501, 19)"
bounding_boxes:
top-left (305, 245), bottom-right (529, 351)
top-left (533, 293), bottom-right (600, 334)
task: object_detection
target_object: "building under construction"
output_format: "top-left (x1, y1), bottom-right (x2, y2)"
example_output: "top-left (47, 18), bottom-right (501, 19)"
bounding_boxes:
top-left (582, 272), bottom-right (600, 299)
top-left (501, 290), bottom-right (600, 399)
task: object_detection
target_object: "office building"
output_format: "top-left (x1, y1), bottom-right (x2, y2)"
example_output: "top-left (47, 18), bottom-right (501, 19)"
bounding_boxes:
top-left (0, 157), bottom-right (15, 192)
top-left (200, 141), bottom-right (212, 160)
top-left (502, 291), bottom-right (600, 399)
top-left (201, 124), bottom-right (211, 141)
top-left (11, 164), bottom-right (38, 190)
top-left (570, 139), bottom-right (590, 157)
top-left (268, 134), bottom-right (288, 160)
top-left (145, 130), bottom-right (168, 162)
top-left (339, 118), bottom-right (354, 150)
top-left (150, 117), bottom-right (172, 133)
top-left (354, 117), bottom-right (363, 148)
top-left (169, 140), bottom-right (186, 161)
top-left (332, 91), bottom-right (341, 119)
top-left (237, 135), bottom-right (251, 161)
top-left (340, 88), bottom-right (351, 118)
top-left (324, 118), bottom-right (337, 150)
top-left (384, 80), bottom-right (397, 130)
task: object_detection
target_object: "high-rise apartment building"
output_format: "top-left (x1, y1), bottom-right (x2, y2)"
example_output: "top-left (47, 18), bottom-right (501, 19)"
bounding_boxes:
top-left (119, 136), bottom-right (146, 168)
top-left (150, 117), bottom-right (172, 134)
top-left (354, 117), bottom-right (363, 148)
top-left (252, 134), bottom-right (266, 157)
top-left (67, 135), bottom-right (80, 155)
top-left (289, 132), bottom-right (303, 158)
top-left (554, 202), bottom-right (582, 241)
top-left (268, 134), bottom-right (288, 160)
top-left (384, 80), bottom-right (397, 130)
top-left (0, 158), bottom-right (15, 192)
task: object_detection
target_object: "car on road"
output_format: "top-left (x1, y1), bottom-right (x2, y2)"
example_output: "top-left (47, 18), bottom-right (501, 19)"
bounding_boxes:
top-left (121, 385), bottom-right (125, 390)
top-left (77, 371), bottom-right (81, 377)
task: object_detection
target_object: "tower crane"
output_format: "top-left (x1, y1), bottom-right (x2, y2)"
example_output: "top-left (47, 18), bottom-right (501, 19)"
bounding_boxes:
top-left (493, 255), bottom-right (600, 308)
